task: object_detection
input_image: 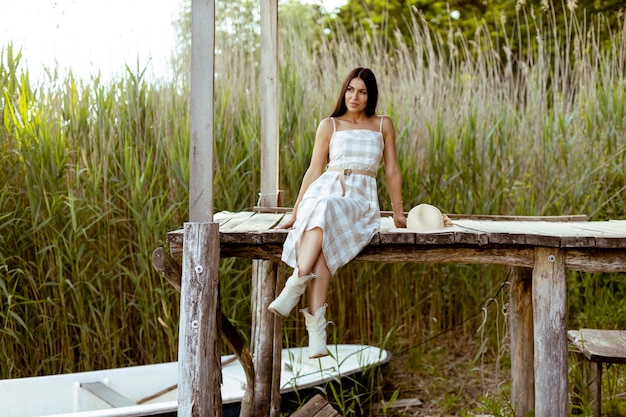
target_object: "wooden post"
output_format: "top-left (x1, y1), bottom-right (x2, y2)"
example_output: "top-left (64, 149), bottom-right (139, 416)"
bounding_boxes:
top-left (189, 0), bottom-right (215, 222)
top-left (152, 247), bottom-right (255, 416)
top-left (532, 247), bottom-right (568, 417)
top-left (256, 2), bottom-right (281, 414)
top-left (589, 361), bottom-right (602, 417)
top-left (509, 267), bottom-right (534, 417)
top-left (270, 263), bottom-right (285, 417)
top-left (178, 222), bottom-right (222, 417)
top-left (251, 260), bottom-right (280, 417)
top-left (259, 0), bottom-right (279, 208)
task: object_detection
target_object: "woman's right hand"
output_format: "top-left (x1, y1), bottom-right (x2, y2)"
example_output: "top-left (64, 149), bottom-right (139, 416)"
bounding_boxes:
top-left (277, 214), bottom-right (296, 229)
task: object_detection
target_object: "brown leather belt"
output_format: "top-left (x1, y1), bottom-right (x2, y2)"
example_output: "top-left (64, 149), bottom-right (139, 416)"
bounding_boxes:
top-left (326, 166), bottom-right (376, 196)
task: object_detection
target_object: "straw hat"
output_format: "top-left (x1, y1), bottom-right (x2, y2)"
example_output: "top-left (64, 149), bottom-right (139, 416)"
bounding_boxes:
top-left (406, 204), bottom-right (448, 232)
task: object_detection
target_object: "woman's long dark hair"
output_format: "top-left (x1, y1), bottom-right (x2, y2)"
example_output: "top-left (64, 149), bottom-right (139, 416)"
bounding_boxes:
top-left (329, 67), bottom-right (378, 117)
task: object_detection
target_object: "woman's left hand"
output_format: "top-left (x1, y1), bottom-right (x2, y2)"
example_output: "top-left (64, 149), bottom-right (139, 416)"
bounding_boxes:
top-left (393, 213), bottom-right (407, 228)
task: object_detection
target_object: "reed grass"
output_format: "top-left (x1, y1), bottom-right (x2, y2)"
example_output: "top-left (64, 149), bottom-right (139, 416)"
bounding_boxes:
top-left (1, 2), bottom-right (626, 415)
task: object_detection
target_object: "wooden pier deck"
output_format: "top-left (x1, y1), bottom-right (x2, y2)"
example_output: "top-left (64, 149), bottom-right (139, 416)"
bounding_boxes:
top-left (167, 211), bottom-right (626, 417)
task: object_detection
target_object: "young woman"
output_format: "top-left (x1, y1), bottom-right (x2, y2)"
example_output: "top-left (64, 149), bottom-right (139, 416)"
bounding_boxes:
top-left (269, 67), bottom-right (406, 358)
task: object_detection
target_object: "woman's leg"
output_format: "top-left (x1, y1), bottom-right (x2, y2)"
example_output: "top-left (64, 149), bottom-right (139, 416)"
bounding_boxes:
top-left (298, 227), bottom-right (331, 312)
top-left (268, 227), bottom-right (324, 318)
top-left (297, 227), bottom-right (323, 275)
top-left (309, 255), bottom-right (330, 313)
top-left (301, 253), bottom-right (331, 359)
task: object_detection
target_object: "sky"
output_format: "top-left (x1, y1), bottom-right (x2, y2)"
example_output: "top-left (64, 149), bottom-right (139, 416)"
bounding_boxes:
top-left (0, 0), bottom-right (346, 84)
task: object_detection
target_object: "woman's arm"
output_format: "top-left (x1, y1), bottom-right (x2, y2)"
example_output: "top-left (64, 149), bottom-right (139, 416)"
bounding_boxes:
top-left (278, 118), bottom-right (334, 229)
top-left (381, 116), bottom-right (407, 228)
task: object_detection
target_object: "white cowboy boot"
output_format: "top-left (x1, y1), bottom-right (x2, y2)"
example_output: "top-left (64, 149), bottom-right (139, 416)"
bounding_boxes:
top-left (301, 304), bottom-right (329, 359)
top-left (268, 268), bottom-right (317, 318)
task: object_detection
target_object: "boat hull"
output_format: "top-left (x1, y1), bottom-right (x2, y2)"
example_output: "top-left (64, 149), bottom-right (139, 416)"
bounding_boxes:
top-left (0, 344), bottom-right (390, 417)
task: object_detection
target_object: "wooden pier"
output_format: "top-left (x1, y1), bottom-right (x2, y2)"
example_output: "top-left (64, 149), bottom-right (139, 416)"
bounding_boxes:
top-left (166, 210), bottom-right (626, 417)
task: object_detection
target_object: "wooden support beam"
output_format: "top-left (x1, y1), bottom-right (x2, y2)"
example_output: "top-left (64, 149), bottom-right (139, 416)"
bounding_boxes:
top-left (178, 222), bottom-right (222, 417)
top-left (251, 260), bottom-right (280, 417)
top-left (152, 246), bottom-right (255, 416)
top-left (509, 267), bottom-right (534, 416)
top-left (532, 247), bottom-right (568, 417)
top-left (271, 263), bottom-right (285, 417)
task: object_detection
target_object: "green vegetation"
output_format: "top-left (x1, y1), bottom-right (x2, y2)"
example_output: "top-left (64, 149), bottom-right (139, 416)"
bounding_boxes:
top-left (2, 1), bottom-right (626, 415)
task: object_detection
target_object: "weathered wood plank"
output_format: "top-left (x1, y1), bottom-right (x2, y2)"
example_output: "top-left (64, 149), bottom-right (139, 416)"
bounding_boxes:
top-left (532, 247), bottom-right (568, 417)
top-left (454, 220), bottom-right (562, 246)
top-left (228, 212), bottom-right (284, 232)
top-left (218, 242), bottom-right (626, 273)
top-left (506, 222), bottom-right (596, 247)
top-left (568, 329), bottom-right (626, 364)
top-left (291, 394), bottom-right (340, 417)
top-left (356, 246), bottom-right (536, 267)
top-left (220, 245), bottom-right (537, 266)
top-left (566, 328), bottom-right (626, 417)
top-left (253, 207), bottom-right (588, 222)
top-left (446, 214), bottom-right (588, 222)
top-left (168, 212), bottom-right (237, 245)
top-left (219, 211), bottom-right (259, 231)
top-left (81, 382), bottom-right (136, 407)
top-left (565, 248), bottom-right (626, 272)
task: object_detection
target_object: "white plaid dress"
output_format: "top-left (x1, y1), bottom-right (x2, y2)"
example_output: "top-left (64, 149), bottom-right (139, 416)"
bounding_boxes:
top-left (282, 116), bottom-right (385, 275)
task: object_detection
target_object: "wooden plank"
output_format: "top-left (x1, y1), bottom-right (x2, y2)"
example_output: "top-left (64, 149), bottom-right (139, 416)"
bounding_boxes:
top-left (81, 382), bottom-right (136, 408)
top-left (218, 243), bottom-right (626, 273)
top-left (167, 212), bottom-right (242, 248)
top-left (356, 246), bottom-right (536, 267)
top-left (446, 214), bottom-right (588, 222)
top-left (571, 221), bottom-right (626, 248)
top-left (565, 248), bottom-right (626, 273)
top-left (291, 394), bottom-right (339, 417)
top-left (568, 329), bottom-right (626, 364)
top-left (220, 245), bottom-right (537, 267)
top-left (378, 231), bottom-right (416, 244)
top-left (219, 211), bottom-right (258, 231)
top-left (454, 220), bottom-right (562, 246)
top-left (227, 212), bottom-right (284, 232)
top-left (509, 267), bottom-right (534, 417)
top-left (253, 207), bottom-right (588, 222)
top-left (532, 247), bottom-right (568, 417)
top-left (452, 220), bottom-right (529, 245)
top-left (507, 222), bottom-right (597, 247)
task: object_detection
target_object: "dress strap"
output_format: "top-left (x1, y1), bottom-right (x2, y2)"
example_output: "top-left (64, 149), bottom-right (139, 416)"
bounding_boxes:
top-left (379, 115), bottom-right (385, 132)
top-left (330, 117), bottom-right (337, 132)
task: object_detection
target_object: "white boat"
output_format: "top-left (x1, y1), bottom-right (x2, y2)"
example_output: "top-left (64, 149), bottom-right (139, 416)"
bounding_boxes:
top-left (0, 344), bottom-right (391, 417)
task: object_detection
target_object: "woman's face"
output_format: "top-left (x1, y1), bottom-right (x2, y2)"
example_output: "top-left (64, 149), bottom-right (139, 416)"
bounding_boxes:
top-left (344, 78), bottom-right (368, 113)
